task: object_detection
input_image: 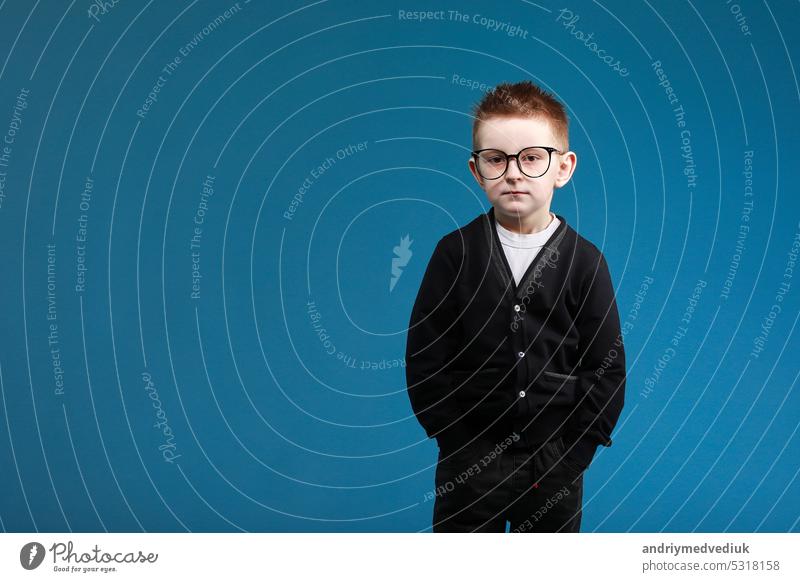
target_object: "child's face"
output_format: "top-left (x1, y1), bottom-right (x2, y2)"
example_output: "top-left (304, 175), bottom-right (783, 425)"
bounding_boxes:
top-left (468, 115), bottom-right (576, 222)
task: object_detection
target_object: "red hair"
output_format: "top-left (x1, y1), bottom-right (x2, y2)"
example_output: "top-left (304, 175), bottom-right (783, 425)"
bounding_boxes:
top-left (472, 80), bottom-right (569, 151)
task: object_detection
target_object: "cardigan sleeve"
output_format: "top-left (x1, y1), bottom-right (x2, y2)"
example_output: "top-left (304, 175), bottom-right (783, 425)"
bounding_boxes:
top-left (563, 252), bottom-right (626, 471)
top-left (405, 237), bottom-right (463, 440)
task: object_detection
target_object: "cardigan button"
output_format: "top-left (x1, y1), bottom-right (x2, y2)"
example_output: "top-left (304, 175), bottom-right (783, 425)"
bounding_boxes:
top-left (517, 351), bottom-right (525, 358)
top-left (513, 304), bottom-right (521, 311)
top-left (518, 391), bottom-right (526, 398)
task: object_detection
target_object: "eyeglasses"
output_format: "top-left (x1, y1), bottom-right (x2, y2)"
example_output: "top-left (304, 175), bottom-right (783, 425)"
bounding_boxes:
top-left (471, 146), bottom-right (563, 180)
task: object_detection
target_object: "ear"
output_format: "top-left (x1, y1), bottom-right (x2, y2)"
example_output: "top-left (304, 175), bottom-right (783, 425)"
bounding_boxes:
top-left (553, 151), bottom-right (577, 189)
top-left (468, 156), bottom-right (485, 187)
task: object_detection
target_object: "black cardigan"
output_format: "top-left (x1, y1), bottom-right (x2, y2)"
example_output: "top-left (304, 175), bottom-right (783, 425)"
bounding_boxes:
top-left (405, 207), bottom-right (626, 473)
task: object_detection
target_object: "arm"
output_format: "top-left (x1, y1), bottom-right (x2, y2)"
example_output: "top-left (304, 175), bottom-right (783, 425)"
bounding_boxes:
top-left (405, 237), bottom-right (465, 444)
top-left (563, 252), bottom-right (626, 471)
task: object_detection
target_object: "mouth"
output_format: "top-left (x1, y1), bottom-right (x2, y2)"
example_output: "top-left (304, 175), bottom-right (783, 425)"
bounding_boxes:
top-left (503, 191), bottom-right (528, 196)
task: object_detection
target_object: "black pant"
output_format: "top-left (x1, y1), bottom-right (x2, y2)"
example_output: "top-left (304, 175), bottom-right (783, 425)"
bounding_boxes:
top-left (431, 435), bottom-right (584, 532)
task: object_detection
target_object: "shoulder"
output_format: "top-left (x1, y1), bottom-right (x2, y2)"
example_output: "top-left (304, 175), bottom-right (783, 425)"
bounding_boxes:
top-left (569, 226), bottom-right (608, 266)
top-left (567, 226), bottom-right (618, 292)
top-left (436, 212), bottom-right (487, 255)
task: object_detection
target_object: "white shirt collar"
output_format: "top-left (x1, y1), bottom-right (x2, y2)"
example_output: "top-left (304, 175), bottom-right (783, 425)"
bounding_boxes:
top-left (495, 212), bottom-right (560, 249)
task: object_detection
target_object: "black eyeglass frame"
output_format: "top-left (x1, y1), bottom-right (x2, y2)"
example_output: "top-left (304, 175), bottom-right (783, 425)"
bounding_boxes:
top-left (470, 146), bottom-right (564, 179)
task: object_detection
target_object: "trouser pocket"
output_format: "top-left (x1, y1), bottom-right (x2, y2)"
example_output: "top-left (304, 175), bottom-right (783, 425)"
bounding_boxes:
top-left (515, 443), bottom-right (583, 532)
top-left (431, 440), bottom-right (507, 532)
top-left (534, 437), bottom-right (582, 480)
top-left (554, 436), bottom-right (585, 477)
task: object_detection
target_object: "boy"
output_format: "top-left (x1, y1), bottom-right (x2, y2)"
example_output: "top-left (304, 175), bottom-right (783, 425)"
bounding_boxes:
top-left (405, 81), bottom-right (626, 532)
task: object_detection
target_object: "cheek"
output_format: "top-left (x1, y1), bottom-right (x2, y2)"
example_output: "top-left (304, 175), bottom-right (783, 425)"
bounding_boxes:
top-left (485, 185), bottom-right (502, 198)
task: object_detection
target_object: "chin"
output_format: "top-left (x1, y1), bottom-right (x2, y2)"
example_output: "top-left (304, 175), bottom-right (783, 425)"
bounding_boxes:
top-left (496, 199), bottom-right (534, 214)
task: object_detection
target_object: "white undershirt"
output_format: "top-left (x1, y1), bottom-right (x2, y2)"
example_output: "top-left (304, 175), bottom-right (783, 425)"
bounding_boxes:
top-left (495, 212), bottom-right (561, 285)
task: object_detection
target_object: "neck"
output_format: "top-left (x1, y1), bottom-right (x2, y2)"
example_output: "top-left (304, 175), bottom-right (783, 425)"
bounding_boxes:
top-left (495, 208), bottom-right (553, 234)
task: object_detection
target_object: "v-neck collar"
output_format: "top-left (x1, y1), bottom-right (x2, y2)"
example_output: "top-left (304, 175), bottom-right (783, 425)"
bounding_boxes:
top-left (483, 206), bottom-right (568, 300)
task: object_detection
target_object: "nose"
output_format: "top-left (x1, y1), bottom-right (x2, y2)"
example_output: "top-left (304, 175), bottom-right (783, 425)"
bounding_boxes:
top-left (504, 155), bottom-right (524, 179)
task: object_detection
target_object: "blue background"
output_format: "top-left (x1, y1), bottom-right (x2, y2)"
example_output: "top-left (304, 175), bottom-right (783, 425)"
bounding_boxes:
top-left (0, 0), bottom-right (799, 532)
